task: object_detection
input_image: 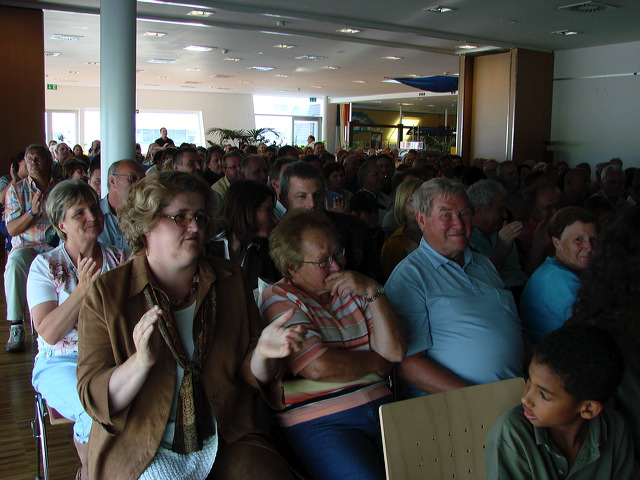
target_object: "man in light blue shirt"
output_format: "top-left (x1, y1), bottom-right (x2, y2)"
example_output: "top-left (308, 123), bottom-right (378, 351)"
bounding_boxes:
top-left (385, 178), bottom-right (525, 398)
top-left (97, 159), bottom-right (144, 256)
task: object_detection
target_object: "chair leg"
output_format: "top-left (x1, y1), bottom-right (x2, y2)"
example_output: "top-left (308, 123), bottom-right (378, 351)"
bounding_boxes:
top-left (31, 393), bottom-right (50, 480)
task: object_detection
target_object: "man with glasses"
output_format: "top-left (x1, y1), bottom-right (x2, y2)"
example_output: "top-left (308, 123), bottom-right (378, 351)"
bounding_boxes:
top-left (212, 151), bottom-right (242, 201)
top-left (98, 159), bottom-right (145, 256)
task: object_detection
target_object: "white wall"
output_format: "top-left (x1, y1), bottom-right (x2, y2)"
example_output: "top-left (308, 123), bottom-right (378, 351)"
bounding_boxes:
top-left (45, 85), bottom-right (256, 144)
top-left (551, 41), bottom-right (640, 168)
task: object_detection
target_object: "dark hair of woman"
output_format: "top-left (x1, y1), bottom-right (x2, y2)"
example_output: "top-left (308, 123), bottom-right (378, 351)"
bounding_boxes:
top-left (220, 180), bottom-right (274, 244)
top-left (570, 206), bottom-right (640, 345)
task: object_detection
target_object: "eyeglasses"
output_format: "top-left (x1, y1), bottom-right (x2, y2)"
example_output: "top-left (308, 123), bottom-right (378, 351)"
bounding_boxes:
top-left (112, 173), bottom-right (141, 183)
top-left (301, 247), bottom-right (345, 269)
top-left (163, 212), bottom-right (212, 228)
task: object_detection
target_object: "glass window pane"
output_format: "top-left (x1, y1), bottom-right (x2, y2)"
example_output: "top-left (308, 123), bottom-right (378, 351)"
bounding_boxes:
top-left (50, 111), bottom-right (77, 146)
top-left (255, 115), bottom-right (292, 145)
top-left (254, 95), bottom-right (321, 117)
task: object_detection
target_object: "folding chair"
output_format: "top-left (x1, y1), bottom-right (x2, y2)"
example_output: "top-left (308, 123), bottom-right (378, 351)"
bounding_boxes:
top-left (379, 377), bottom-right (524, 480)
top-left (31, 392), bottom-right (73, 480)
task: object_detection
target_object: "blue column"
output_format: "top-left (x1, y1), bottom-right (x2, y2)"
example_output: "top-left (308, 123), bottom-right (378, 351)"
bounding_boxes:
top-left (100, 0), bottom-right (136, 192)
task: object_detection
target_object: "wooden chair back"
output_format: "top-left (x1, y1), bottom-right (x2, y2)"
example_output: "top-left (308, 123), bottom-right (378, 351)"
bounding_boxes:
top-left (379, 377), bottom-right (524, 480)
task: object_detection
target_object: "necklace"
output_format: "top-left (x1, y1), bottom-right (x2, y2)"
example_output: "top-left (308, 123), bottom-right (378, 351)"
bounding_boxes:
top-left (171, 274), bottom-right (200, 308)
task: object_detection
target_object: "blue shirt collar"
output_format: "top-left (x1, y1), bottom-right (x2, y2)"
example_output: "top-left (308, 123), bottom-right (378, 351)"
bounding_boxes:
top-left (419, 237), bottom-right (474, 269)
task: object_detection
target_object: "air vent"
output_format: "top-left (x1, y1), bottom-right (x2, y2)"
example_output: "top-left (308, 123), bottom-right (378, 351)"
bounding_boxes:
top-left (558, 1), bottom-right (616, 13)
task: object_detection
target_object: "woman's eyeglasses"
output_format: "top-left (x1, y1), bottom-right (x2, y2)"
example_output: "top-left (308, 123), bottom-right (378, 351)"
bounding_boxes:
top-left (301, 248), bottom-right (345, 269)
top-left (163, 212), bottom-right (212, 228)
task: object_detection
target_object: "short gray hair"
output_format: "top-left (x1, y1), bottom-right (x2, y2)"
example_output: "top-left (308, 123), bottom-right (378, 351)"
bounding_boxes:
top-left (46, 179), bottom-right (100, 242)
top-left (467, 179), bottom-right (507, 209)
top-left (412, 177), bottom-right (469, 216)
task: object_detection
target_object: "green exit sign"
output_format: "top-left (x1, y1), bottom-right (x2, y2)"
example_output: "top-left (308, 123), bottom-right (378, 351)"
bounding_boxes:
top-left (309, 97), bottom-right (317, 102)
top-left (47, 84), bottom-right (57, 90)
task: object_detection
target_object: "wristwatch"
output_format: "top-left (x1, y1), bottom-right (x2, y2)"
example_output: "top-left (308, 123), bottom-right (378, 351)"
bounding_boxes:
top-left (365, 284), bottom-right (385, 302)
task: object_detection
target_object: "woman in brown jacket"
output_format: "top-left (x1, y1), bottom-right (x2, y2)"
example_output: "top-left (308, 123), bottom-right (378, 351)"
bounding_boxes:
top-left (77, 171), bottom-right (305, 480)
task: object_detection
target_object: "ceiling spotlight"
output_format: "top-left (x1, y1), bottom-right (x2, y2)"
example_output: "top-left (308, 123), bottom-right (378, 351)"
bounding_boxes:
top-left (143, 31), bottom-right (166, 37)
top-left (457, 44), bottom-right (478, 49)
top-left (353, 80), bottom-right (367, 83)
top-left (248, 66), bottom-right (274, 71)
top-left (311, 85), bottom-right (323, 88)
top-left (274, 44), bottom-right (296, 49)
top-left (275, 74), bottom-right (290, 77)
top-left (322, 66), bottom-right (339, 70)
top-left (424, 6), bottom-right (455, 13)
top-left (147, 58), bottom-right (177, 64)
top-left (383, 56), bottom-right (403, 60)
top-left (295, 55), bottom-right (328, 61)
top-left (337, 28), bottom-right (361, 34)
top-left (224, 57), bottom-right (241, 62)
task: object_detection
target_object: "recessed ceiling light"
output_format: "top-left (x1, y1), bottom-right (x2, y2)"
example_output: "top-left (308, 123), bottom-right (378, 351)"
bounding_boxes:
top-left (224, 57), bottom-right (242, 62)
top-left (187, 10), bottom-right (214, 17)
top-left (143, 31), bottom-right (167, 37)
top-left (295, 55), bottom-right (328, 61)
top-left (383, 56), bottom-right (403, 60)
top-left (353, 80), bottom-right (367, 84)
top-left (552, 29), bottom-right (580, 35)
top-left (337, 28), bottom-right (361, 34)
top-left (274, 44), bottom-right (296, 49)
top-left (67, 71), bottom-right (80, 74)
top-left (400, 103), bottom-right (414, 106)
top-left (185, 68), bottom-right (202, 71)
top-left (322, 66), bottom-right (339, 70)
top-left (248, 66), bottom-right (274, 71)
top-left (238, 80), bottom-right (252, 84)
top-left (185, 81), bottom-right (202, 84)
top-left (86, 61), bottom-right (99, 65)
top-left (51, 34), bottom-right (83, 41)
top-left (457, 44), bottom-right (477, 49)
top-left (44, 51), bottom-right (61, 57)
top-left (147, 58), bottom-right (177, 64)
top-left (275, 74), bottom-right (290, 77)
top-left (139, 18), bottom-right (210, 27)
top-left (311, 85), bottom-right (323, 88)
top-left (424, 6), bottom-right (455, 13)
top-left (184, 45), bottom-right (214, 52)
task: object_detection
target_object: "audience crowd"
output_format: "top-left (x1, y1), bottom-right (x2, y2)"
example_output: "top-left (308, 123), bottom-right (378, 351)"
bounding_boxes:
top-left (2, 133), bottom-right (638, 479)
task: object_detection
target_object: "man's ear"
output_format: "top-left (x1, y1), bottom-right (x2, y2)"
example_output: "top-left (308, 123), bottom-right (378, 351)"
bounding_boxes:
top-left (416, 210), bottom-right (428, 231)
top-left (579, 400), bottom-right (603, 420)
top-left (551, 236), bottom-right (561, 250)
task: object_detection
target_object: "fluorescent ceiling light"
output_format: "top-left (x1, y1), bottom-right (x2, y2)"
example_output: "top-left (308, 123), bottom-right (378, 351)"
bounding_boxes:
top-left (137, 0), bottom-right (212, 8)
top-left (295, 55), bottom-right (328, 61)
top-left (311, 85), bottom-right (323, 88)
top-left (383, 56), bottom-right (403, 60)
top-left (50, 34), bottom-right (83, 41)
top-left (238, 81), bottom-right (252, 84)
top-left (322, 66), bottom-right (339, 70)
top-left (138, 18), bottom-right (210, 27)
top-left (147, 58), bottom-right (177, 63)
top-left (188, 10), bottom-right (214, 17)
top-left (184, 45), bottom-right (214, 52)
top-left (224, 57), bottom-right (242, 62)
top-left (44, 51), bottom-right (61, 57)
top-left (248, 66), bottom-right (274, 71)
top-left (353, 80), bottom-right (367, 83)
top-left (337, 28), bottom-right (361, 34)
top-left (552, 29), bottom-right (580, 35)
top-left (275, 74), bottom-right (290, 77)
top-left (457, 44), bottom-right (477, 49)
top-left (261, 31), bottom-right (294, 36)
top-left (143, 31), bottom-right (166, 37)
top-left (424, 6), bottom-right (455, 13)
top-left (274, 44), bottom-right (296, 49)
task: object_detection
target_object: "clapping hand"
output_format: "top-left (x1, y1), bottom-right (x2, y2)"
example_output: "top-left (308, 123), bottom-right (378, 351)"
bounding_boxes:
top-left (133, 305), bottom-right (162, 368)
top-left (257, 308), bottom-right (307, 359)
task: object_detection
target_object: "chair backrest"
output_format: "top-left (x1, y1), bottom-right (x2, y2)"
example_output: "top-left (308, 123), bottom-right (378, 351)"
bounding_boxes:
top-left (379, 377), bottom-right (524, 480)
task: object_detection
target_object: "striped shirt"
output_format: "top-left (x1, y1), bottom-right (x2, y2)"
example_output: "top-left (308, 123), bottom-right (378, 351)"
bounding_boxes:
top-left (5, 176), bottom-right (57, 250)
top-left (259, 279), bottom-right (390, 426)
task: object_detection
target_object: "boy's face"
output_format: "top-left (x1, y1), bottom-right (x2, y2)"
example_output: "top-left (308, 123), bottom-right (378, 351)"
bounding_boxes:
top-left (521, 360), bottom-right (585, 429)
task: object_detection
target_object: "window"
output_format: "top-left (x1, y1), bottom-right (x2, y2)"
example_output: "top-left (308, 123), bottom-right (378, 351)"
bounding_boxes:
top-left (46, 110), bottom-right (78, 146)
top-left (254, 95), bottom-right (322, 146)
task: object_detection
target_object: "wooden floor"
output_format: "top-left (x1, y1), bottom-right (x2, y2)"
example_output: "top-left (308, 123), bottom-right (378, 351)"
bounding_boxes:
top-left (0, 255), bottom-right (79, 480)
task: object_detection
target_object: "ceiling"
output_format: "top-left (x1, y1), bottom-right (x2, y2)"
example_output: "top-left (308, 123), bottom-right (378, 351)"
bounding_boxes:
top-left (3, 0), bottom-right (640, 115)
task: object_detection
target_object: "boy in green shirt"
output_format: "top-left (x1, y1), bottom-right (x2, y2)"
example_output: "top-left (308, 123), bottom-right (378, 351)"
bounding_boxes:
top-left (486, 324), bottom-right (635, 479)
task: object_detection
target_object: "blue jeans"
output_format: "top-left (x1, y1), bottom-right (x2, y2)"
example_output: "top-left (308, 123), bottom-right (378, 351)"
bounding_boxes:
top-left (32, 352), bottom-right (92, 443)
top-left (283, 396), bottom-right (391, 480)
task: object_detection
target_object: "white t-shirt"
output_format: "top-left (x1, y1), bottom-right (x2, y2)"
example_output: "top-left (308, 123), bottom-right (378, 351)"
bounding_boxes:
top-left (27, 242), bottom-right (122, 358)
